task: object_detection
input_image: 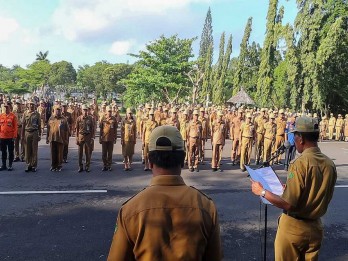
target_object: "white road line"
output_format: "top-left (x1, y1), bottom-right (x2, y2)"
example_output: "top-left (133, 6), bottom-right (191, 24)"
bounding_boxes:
top-left (0, 190), bottom-right (108, 195)
top-left (335, 185), bottom-right (348, 188)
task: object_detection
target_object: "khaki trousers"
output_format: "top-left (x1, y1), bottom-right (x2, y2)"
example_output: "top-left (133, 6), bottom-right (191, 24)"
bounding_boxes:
top-left (25, 130), bottom-right (39, 168)
top-left (78, 139), bottom-right (92, 168)
top-left (240, 137), bottom-right (252, 170)
top-left (15, 127), bottom-right (24, 159)
top-left (188, 137), bottom-right (200, 168)
top-left (231, 138), bottom-right (240, 161)
top-left (328, 126), bottom-right (334, 140)
top-left (263, 138), bottom-right (273, 163)
top-left (212, 144), bottom-right (223, 168)
top-left (102, 141), bottom-right (114, 167)
top-left (274, 135), bottom-right (285, 161)
top-left (275, 214), bottom-right (323, 261)
top-left (50, 141), bottom-right (64, 168)
top-left (254, 133), bottom-right (264, 162)
top-left (199, 139), bottom-right (206, 161)
top-left (63, 137), bottom-right (69, 161)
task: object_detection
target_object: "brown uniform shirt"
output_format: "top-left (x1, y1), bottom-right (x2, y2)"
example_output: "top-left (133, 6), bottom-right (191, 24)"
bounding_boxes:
top-left (121, 118), bottom-right (136, 142)
top-left (76, 115), bottom-right (95, 141)
top-left (199, 115), bottom-right (209, 139)
top-left (143, 119), bottom-right (158, 143)
top-left (212, 120), bottom-right (227, 145)
top-left (276, 118), bottom-right (286, 136)
top-left (100, 115), bottom-right (117, 142)
top-left (180, 119), bottom-right (189, 140)
top-left (264, 122), bottom-right (276, 140)
top-left (108, 175), bottom-right (222, 261)
top-left (47, 115), bottom-right (69, 144)
top-left (166, 117), bottom-right (180, 130)
top-left (282, 147), bottom-right (337, 220)
top-left (22, 110), bottom-right (41, 134)
top-left (231, 117), bottom-right (242, 140)
top-left (187, 120), bottom-right (202, 139)
top-left (240, 122), bottom-right (255, 138)
top-left (62, 111), bottom-right (73, 134)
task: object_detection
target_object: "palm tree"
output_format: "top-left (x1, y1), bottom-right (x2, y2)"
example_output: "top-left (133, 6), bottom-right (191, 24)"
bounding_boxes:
top-left (36, 51), bottom-right (49, 61)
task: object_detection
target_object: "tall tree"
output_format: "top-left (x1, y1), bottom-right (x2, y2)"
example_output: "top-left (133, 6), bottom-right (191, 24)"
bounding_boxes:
top-left (217, 34), bottom-right (232, 104)
top-left (256, 0), bottom-right (278, 107)
top-left (36, 51), bottom-right (49, 62)
top-left (200, 43), bottom-right (213, 103)
top-left (212, 32), bottom-right (225, 104)
top-left (198, 7), bottom-right (214, 67)
top-left (49, 61), bottom-right (77, 94)
top-left (102, 63), bottom-right (133, 95)
top-left (233, 17), bottom-right (253, 94)
top-left (123, 35), bottom-right (196, 106)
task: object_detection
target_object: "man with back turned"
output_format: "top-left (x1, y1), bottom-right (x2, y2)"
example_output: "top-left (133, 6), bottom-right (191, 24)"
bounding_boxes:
top-left (108, 125), bottom-right (222, 261)
top-left (251, 116), bottom-right (337, 260)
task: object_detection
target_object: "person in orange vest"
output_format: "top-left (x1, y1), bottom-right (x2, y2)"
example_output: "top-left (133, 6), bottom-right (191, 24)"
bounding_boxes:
top-left (0, 101), bottom-right (18, 171)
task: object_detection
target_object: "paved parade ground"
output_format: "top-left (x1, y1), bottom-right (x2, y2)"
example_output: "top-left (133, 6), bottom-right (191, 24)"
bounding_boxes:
top-left (0, 137), bottom-right (347, 261)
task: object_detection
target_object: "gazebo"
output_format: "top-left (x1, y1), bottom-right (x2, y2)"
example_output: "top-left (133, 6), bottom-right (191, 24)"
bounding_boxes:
top-left (226, 88), bottom-right (255, 106)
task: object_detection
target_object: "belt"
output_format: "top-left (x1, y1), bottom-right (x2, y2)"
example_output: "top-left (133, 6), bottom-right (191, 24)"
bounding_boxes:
top-left (283, 211), bottom-right (315, 221)
top-left (264, 137), bottom-right (273, 140)
top-left (190, 136), bottom-right (200, 139)
top-left (242, 136), bottom-right (253, 139)
top-left (79, 132), bottom-right (91, 136)
top-left (25, 129), bottom-right (38, 133)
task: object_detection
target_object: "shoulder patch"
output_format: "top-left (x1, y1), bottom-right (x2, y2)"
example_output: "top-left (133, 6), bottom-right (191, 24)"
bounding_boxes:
top-left (121, 188), bottom-right (147, 206)
top-left (190, 186), bottom-right (212, 200)
top-left (288, 172), bottom-right (294, 179)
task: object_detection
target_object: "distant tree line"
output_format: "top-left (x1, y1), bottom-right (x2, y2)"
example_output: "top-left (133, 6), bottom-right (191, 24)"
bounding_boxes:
top-left (0, 0), bottom-right (347, 113)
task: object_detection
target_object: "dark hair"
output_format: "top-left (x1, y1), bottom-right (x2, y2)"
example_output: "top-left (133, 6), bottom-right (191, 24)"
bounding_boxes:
top-left (148, 137), bottom-right (185, 169)
top-left (296, 132), bottom-right (319, 142)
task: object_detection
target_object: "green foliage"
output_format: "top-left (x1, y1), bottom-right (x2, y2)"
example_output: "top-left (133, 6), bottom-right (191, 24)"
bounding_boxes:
top-left (123, 35), bottom-right (196, 106)
top-left (49, 61), bottom-right (76, 95)
top-left (198, 7), bottom-right (214, 68)
top-left (36, 51), bottom-right (49, 62)
top-left (102, 64), bottom-right (133, 95)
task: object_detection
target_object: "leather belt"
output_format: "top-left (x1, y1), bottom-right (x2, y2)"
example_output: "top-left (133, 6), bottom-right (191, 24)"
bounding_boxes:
top-left (25, 129), bottom-right (38, 133)
top-left (283, 211), bottom-right (315, 221)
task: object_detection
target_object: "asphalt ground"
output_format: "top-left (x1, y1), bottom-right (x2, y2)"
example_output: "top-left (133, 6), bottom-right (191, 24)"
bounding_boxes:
top-left (0, 134), bottom-right (347, 261)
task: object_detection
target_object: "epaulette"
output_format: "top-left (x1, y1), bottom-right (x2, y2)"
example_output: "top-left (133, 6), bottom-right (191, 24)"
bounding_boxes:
top-left (121, 188), bottom-right (147, 206)
top-left (190, 186), bottom-right (212, 200)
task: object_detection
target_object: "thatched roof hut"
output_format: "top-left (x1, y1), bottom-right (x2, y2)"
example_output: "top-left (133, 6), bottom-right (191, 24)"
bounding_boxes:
top-left (227, 88), bottom-right (255, 105)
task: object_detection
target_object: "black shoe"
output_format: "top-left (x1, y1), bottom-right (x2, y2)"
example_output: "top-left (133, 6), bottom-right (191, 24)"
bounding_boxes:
top-left (32, 168), bottom-right (37, 172)
top-left (0, 166), bottom-right (7, 171)
top-left (218, 168), bottom-right (223, 172)
top-left (21, 157), bottom-right (25, 162)
top-left (85, 168), bottom-right (90, 172)
top-left (195, 168), bottom-right (199, 172)
top-left (25, 166), bottom-right (32, 172)
top-left (63, 159), bottom-right (68, 163)
top-left (8, 166), bottom-right (13, 171)
top-left (102, 167), bottom-right (107, 171)
top-left (212, 168), bottom-right (217, 172)
top-left (241, 169), bottom-right (246, 172)
top-left (232, 161), bottom-right (235, 166)
top-left (142, 160), bottom-right (145, 164)
top-left (50, 167), bottom-right (56, 172)
top-left (13, 157), bottom-right (20, 162)
top-left (78, 167), bottom-right (83, 172)
top-left (255, 160), bottom-right (259, 165)
top-left (56, 167), bottom-right (62, 172)
top-left (189, 167), bottom-right (194, 172)
top-left (108, 167), bottom-right (112, 171)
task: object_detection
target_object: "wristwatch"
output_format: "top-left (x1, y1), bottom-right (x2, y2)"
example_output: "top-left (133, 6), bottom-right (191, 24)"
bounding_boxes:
top-left (261, 190), bottom-right (266, 198)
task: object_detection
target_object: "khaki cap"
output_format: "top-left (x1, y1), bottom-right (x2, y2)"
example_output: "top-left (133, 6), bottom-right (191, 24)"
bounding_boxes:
top-left (290, 116), bottom-right (319, 133)
top-left (158, 103), bottom-right (162, 107)
top-left (260, 108), bottom-right (266, 112)
top-left (149, 109), bottom-right (154, 115)
top-left (183, 110), bottom-right (188, 115)
top-left (15, 99), bottom-right (21, 104)
top-left (338, 114), bottom-right (342, 117)
top-left (148, 126), bottom-right (184, 152)
top-left (217, 111), bottom-right (223, 116)
top-left (269, 113), bottom-right (275, 119)
top-left (164, 107), bottom-right (169, 111)
top-left (54, 105), bottom-right (62, 110)
top-left (322, 116), bottom-right (327, 119)
top-left (82, 104), bottom-right (88, 110)
top-left (106, 106), bottom-right (112, 111)
top-left (145, 103), bottom-right (151, 109)
top-left (171, 108), bottom-right (177, 113)
top-left (246, 113), bottom-right (252, 118)
top-left (28, 100), bottom-right (36, 105)
top-left (193, 109), bottom-right (199, 115)
top-left (126, 108), bottom-right (133, 114)
top-left (200, 107), bottom-right (205, 112)
top-left (279, 109), bottom-right (284, 114)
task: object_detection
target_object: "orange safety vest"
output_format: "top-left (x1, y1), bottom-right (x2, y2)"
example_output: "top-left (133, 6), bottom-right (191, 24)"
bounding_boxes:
top-left (0, 112), bottom-right (18, 139)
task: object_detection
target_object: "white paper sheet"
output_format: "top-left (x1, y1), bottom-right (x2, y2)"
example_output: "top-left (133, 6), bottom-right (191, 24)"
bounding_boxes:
top-left (246, 166), bottom-right (284, 205)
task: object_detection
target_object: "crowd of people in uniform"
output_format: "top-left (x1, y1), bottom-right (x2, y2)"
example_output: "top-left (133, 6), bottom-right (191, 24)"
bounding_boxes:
top-left (0, 93), bottom-right (347, 173)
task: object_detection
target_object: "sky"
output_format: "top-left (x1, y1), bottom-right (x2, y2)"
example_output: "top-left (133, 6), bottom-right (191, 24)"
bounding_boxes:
top-left (0, 0), bottom-right (298, 68)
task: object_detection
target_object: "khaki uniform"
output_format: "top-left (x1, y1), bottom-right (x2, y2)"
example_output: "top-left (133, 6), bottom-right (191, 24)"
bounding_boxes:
top-left (344, 117), bottom-right (348, 141)
top-left (274, 118), bottom-right (286, 162)
top-left (22, 110), bottom-right (41, 168)
top-left (187, 120), bottom-right (202, 170)
top-left (276, 147), bottom-right (337, 260)
top-left (142, 119), bottom-right (158, 168)
top-left (211, 120), bottom-right (227, 169)
top-left (37, 105), bottom-right (46, 135)
top-left (198, 115), bottom-right (209, 162)
top-left (254, 115), bottom-right (266, 163)
top-left (47, 115), bottom-right (69, 169)
top-left (13, 108), bottom-right (24, 160)
top-left (319, 119), bottom-right (328, 141)
top-left (166, 117), bottom-right (180, 130)
top-left (154, 110), bottom-right (162, 125)
top-left (180, 118), bottom-right (190, 163)
top-left (335, 118), bottom-right (344, 141)
top-left (231, 117), bottom-right (242, 163)
top-left (108, 175), bottom-right (222, 261)
top-left (328, 116), bottom-right (336, 139)
top-left (136, 110), bottom-right (143, 138)
top-left (263, 122), bottom-right (276, 162)
top-left (100, 115), bottom-right (117, 168)
top-left (62, 111), bottom-right (73, 162)
top-left (76, 115), bottom-right (95, 169)
top-left (121, 118), bottom-right (137, 164)
top-left (239, 122), bottom-right (255, 170)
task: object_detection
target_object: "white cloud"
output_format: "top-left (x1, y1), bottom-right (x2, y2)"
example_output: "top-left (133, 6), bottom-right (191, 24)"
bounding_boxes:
top-left (52, 0), bottom-right (211, 41)
top-left (109, 40), bottom-right (134, 55)
top-left (0, 16), bottom-right (19, 42)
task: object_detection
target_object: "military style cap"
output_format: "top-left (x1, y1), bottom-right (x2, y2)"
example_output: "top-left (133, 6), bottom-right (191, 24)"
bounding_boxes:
top-left (279, 109), bottom-right (284, 114)
top-left (145, 103), bottom-right (151, 109)
top-left (54, 105), bottom-right (62, 110)
top-left (338, 114), bottom-right (342, 117)
top-left (126, 108), bottom-right (133, 114)
top-left (15, 99), bottom-right (21, 104)
top-left (28, 100), bottom-right (36, 105)
top-left (269, 113), bottom-right (275, 119)
top-left (171, 108), bottom-right (177, 113)
top-left (290, 116), bottom-right (319, 133)
top-left (183, 109), bottom-right (188, 115)
top-left (200, 107), bottom-right (205, 112)
top-left (193, 109), bottom-right (199, 115)
top-left (149, 109), bottom-right (154, 115)
top-left (82, 104), bottom-right (88, 110)
top-left (322, 116), bottom-right (327, 119)
top-left (158, 103), bottom-right (162, 107)
top-left (148, 126), bottom-right (184, 152)
top-left (164, 107), bottom-right (169, 111)
top-left (246, 113), bottom-right (252, 118)
top-left (217, 111), bottom-right (223, 116)
top-left (106, 106), bottom-right (112, 111)
top-left (260, 108), bottom-right (266, 112)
